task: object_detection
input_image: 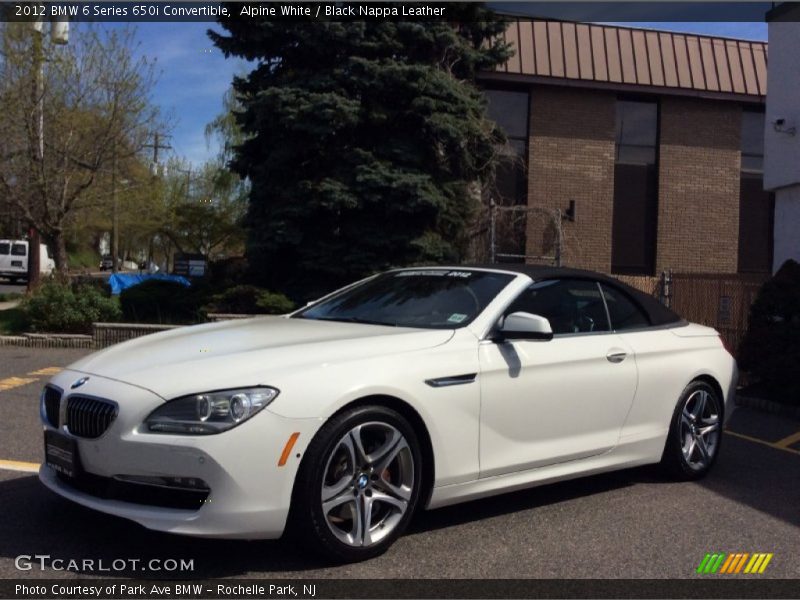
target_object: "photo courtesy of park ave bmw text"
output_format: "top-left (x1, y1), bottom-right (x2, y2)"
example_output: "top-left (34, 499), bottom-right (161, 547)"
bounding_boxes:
top-left (0, 0), bottom-right (798, 598)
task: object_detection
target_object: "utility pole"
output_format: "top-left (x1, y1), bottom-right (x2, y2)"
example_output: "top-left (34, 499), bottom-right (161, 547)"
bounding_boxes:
top-left (144, 132), bottom-right (172, 176)
top-left (26, 18), bottom-right (68, 291)
top-left (111, 136), bottom-right (119, 273)
top-left (143, 132), bottom-right (171, 269)
top-left (26, 22), bottom-right (44, 290)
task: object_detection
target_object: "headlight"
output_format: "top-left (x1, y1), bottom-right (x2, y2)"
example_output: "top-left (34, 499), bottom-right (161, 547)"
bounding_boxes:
top-left (145, 387), bottom-right (279, 435)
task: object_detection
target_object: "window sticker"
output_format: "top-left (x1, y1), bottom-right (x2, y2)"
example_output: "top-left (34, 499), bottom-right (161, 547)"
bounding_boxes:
top-left (448, 313), bottom-right (468, 324)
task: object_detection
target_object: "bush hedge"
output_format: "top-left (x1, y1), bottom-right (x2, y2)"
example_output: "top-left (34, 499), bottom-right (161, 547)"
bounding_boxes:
top-left (119, 279), bottom-right (203, 324)
top-left (22, 281), bottom-right (121, 333)
top-left (739, 260), bottom-right (800, 405)
top-left (204, 285), bottom-right (294, 315)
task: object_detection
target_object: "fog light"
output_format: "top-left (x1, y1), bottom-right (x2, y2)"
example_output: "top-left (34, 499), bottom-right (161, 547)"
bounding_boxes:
top-left (115, 474), bottom-right (210, 491)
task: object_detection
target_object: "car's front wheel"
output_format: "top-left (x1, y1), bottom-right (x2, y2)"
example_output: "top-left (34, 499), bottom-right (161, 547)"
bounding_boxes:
top-left (661, 381), bottom-right (723, 480)
top-left (291, 405), bottom-right (423, 562)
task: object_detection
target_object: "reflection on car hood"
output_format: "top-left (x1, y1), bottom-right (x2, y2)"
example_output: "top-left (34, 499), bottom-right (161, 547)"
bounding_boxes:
top-left (67, 316), bottom-right (454, 399)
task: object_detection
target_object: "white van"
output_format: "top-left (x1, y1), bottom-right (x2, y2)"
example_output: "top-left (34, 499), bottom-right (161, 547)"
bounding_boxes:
top-left (0, 239), bottom-right (56, 282)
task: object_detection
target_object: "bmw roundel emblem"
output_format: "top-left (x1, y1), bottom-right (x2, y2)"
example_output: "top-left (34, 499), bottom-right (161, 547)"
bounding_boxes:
top-left (71, 377), bottom-right (90, 389)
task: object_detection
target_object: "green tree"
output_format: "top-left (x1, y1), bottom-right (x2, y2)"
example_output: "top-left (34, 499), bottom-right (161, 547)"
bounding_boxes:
top-left (210, 6), bottom-right (511, 300)
top-left (0, 23), bottom-right (162, 272)
top-left (158, 158), bottom-right (246, 259)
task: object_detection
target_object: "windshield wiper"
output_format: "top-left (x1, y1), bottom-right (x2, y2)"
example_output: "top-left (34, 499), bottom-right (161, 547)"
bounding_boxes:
top-left (314, 316), bottom-right (398, 327)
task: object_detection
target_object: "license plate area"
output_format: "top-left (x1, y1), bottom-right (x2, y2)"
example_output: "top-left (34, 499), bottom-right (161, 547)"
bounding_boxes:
top-left (44, 429), bottom-right (80, 478)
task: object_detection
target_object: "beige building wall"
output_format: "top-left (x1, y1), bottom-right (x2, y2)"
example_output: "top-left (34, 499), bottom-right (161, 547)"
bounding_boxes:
top-left (525, 87), bottom-right (616, 273)
top-left (656, 97), bottom-right (742, 274)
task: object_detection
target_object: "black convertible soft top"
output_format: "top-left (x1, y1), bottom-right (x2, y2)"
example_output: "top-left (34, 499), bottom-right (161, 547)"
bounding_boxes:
top-left (469, 263), bottom-right (683, 327)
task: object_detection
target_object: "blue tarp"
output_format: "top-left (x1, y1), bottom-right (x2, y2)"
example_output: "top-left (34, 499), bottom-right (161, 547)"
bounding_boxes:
top-left (108, 273), bottom-right (191, 296)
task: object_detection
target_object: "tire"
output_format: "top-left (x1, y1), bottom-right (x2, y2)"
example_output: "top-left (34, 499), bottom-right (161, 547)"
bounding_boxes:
top-left (660, 380), bottom-right (723, 480)
top-left (290, 405), bottom-right (423, 562)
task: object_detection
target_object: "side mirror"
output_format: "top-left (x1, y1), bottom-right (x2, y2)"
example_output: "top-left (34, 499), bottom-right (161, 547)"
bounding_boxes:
top-left (497, 312), bottom-right (554, 341)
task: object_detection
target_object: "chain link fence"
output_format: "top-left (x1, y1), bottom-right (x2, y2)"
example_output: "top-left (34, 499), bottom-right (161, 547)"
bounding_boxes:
top-left (620, 271), bottom-right (767, 355)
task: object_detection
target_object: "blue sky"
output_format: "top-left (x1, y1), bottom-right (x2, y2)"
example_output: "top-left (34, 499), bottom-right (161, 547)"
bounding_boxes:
top-left (116, 21), bottom-right (767, 168)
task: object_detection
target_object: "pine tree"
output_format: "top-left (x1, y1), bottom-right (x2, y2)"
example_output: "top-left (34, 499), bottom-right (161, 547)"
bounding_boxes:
top-left (210, 6), bottom-right (511, 300)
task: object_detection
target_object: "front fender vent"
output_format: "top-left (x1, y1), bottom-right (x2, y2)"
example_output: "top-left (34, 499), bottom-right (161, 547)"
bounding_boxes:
top-left (425, 373), bottom-right (477, 388)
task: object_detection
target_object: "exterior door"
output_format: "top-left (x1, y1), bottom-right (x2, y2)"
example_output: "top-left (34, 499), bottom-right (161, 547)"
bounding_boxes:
top-left (478, 279), bottom-right (638, 478)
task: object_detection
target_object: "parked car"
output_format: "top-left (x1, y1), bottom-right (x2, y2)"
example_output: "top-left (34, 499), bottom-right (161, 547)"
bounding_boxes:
top-left (99, 255), bottom-right (116, 271)
top-left (39, 265), bottom-right (737, 561)
top-left (0, 239), bottom-right (55, 282)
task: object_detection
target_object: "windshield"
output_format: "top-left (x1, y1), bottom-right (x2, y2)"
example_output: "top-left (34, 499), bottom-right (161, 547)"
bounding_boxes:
top-left (295, 269), bottom-right (515, 329)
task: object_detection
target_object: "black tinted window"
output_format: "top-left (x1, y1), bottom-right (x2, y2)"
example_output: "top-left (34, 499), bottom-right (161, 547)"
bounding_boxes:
top-left (11, 244), bottom-right (26, 256)
top-left (505, 279), bottom-right (610, 335)
top-left (601, 284), bottom-right (650, 331)
top-left (0, 243), bottom-right (9, 255)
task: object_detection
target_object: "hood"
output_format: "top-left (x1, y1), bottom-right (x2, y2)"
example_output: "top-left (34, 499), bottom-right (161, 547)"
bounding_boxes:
top-left (68, 316), bottom-right (454, 399)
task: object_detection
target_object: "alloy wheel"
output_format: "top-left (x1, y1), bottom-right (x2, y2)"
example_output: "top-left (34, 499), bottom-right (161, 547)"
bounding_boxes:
top-left (679, 389), bottom-right (721, 470)
top-left (320, 422), bottom-right (414, 547)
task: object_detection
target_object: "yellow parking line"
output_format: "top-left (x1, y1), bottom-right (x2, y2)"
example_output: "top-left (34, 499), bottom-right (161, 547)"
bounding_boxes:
top-left (725, 429), bottom-right (800, 456)
top-left (774, 430), bottom-right (800, 449)
top-left (0, 377), bottom-right (38, 391)
top-left (0, 459), bottom-right (40, 473)
top-left (27, 367), bottom-right (62, 376)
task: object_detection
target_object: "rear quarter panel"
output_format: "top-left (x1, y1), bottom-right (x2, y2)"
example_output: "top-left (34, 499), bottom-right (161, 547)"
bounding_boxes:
top-left (618, 324), bottom-right (737, 451)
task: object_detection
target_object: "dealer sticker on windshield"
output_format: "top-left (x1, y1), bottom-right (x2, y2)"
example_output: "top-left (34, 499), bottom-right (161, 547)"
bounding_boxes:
top-left (447, 313), bottom-right (468, 324)
top-left (396, 270), bottom-right (473, 278)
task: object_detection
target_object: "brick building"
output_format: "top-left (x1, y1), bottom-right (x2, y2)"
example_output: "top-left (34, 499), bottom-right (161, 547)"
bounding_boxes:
top-left (479, 21), bottom-right (772, 276)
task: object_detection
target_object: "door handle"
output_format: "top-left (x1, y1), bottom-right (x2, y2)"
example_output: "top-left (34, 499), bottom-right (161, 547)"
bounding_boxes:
top-left (606, 351), bottom-right (628, 363)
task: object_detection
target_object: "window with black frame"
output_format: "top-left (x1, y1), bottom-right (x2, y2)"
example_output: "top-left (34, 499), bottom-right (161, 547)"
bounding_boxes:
top-left (612, 99), bottom-right (659, 276)
top-left (738, 110), bottom-right (774, 274)
top-left (485, 89), bottom-right (530, 208)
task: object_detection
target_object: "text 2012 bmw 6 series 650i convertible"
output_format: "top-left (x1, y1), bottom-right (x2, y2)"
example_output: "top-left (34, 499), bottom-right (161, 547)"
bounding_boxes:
top-left (39, 265), bottom-right (737, 561)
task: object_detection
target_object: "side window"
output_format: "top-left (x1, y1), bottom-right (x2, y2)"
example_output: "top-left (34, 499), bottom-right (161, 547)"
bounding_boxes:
top-left (601, 284), bottom-right (651, 331)
top-left (505, 279), bottom-right (611, 335)
top-left (0, 243), bottom-right (9, 255)
top-left (11, 243), bottom-right (27, 256)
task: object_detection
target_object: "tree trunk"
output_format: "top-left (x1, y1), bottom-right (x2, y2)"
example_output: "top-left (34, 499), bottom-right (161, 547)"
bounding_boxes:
top-left (53, 230), bottom-right (69, 274)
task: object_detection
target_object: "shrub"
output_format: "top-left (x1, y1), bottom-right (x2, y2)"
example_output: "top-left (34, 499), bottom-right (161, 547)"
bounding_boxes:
top-left (205, 285), bottom-right (294, 315)
top-left (208, 257), bottom-right (249, 289)
top-left (22, 281), bottom-right (121, 333)
top-left (71, 275), bottom-right (112, 296)
top-left (119, 280), bottom-right (203, 324)
top-left (738, 260), bottom-right (800, 405)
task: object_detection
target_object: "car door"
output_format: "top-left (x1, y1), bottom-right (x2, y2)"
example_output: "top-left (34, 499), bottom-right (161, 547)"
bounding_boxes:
top-left (478, 278), bottom-right (638, 478)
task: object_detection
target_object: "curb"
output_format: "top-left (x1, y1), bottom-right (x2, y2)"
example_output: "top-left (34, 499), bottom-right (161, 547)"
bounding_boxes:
top-left (0, 334), bottom-right (93, 349)
top-left (0, 318), bottom-right (256, 349)
top-left (736, 394), bottom-right (800, 420)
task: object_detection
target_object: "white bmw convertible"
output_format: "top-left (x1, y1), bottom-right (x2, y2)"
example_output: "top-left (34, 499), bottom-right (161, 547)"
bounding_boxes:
top-left (39, 265), bottom-right (737, 561)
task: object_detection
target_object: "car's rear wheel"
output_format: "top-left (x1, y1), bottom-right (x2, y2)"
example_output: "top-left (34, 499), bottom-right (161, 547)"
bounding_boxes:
top-left (290, 405), bottom-right (422, 562)
top-left (661, 381), bottom-right (722, 480)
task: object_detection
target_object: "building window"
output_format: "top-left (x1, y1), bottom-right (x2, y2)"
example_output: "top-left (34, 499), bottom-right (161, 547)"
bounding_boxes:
top-left (611, 99), bottom-right (659, 276)
top-left (485, 89), bottom-right (529, 207)
top-left (738, 110), bottom-right (774, 274)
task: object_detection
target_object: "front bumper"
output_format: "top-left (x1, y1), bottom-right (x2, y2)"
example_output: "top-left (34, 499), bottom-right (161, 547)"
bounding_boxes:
top-left (39, 370), bottom-right (323, 539)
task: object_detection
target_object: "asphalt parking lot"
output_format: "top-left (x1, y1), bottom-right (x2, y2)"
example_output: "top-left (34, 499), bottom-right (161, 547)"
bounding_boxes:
top-left (0, 347), bottom-right (798, 580)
